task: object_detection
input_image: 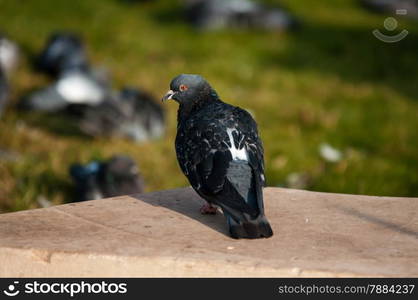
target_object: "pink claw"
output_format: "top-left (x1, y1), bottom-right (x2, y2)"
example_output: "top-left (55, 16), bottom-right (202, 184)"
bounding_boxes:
top-left (200, 203), bottom-right (217, 215)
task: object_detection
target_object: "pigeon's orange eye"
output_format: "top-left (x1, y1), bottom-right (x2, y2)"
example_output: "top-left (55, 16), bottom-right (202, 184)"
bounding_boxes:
top-left (179, 84), bottom-right (188, 92)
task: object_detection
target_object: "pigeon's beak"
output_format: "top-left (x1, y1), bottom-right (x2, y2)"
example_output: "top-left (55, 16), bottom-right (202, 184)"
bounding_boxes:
top-left (162, 90), bottom-right (176, 102)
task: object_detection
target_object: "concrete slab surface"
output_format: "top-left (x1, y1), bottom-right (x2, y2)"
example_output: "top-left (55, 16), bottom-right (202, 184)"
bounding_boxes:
top-left (0, 187), bottom-right (417, 277)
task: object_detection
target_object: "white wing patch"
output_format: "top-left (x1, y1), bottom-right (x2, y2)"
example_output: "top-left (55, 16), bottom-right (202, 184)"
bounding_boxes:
top-left (56, 72), bottom-right (104, 105)
top-left (226, 128), bottom-right (248, 161)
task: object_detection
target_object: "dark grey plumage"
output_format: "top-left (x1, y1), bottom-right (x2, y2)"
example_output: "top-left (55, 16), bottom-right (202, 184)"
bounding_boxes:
top-left (36, 32), bottom-right (90, 77)
top-left (185, 0), bottom-right (298, 31)
top-left (163, 74), bottom-right (273, 239)
top-left (70, 155), bottom-right (144, 202)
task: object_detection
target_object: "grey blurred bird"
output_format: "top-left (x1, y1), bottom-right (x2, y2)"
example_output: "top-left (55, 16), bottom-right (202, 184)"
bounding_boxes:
top-left (20, 69), bottom-right (109, 112)
top-left (36, 32), bottom-right (90, 77)
top-left (185, 0), bottom-right (298, 31)
top-left (69, 155), bottom-right (144, 202)
top-left (80, 87), bottom-right (165, 142)
top-left (163, 74), bottom-right (273, 239)
top-left (22, 31), bottom-right (110, 112)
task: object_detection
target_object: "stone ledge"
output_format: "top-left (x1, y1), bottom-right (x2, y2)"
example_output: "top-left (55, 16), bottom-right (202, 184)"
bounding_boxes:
top-left (0, 187), bottom-right (417, 277)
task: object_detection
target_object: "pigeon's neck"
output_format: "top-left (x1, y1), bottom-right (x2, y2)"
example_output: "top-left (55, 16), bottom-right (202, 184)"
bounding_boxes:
top-left (177, 89), bottom-right (221, 124)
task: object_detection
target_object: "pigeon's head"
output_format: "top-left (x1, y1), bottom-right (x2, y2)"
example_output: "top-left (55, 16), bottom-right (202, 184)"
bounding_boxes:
top-left (162, 74), bottom-right (218, 106)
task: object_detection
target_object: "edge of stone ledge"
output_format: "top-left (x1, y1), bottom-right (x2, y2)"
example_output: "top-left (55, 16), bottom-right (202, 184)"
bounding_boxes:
top-left (266, 187), bottom-right (416, 200)
top-left (0, 246), bottom-right (384, 278)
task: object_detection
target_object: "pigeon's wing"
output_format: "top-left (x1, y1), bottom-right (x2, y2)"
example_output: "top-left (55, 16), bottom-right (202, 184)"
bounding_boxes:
top-left (233, 107), bottom-right (266, 214)
top-left (175, 104), bottom-right (265, 216)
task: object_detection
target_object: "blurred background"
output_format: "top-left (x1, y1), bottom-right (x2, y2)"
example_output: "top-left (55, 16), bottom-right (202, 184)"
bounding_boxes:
top-left (1, 0), bottom-right (418, 213)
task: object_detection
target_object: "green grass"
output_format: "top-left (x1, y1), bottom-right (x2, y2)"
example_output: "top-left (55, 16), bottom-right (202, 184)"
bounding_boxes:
top-left (1, 0), bottom-right (418, 212)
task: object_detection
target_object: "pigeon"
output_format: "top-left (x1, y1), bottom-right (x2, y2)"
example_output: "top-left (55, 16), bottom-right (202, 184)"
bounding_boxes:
top-left (19, 69), bottom-right (109, 112)
top-left (162, 74), bottom-right (273, 239)
top-left (36, 32), bottom-right (90, 77)
top-left (69, 155), bottom-right (144, 202)
top-left (21, 31), bottom-right (110, 112)
top-left (185, 0), bottom-right (298, 31)
top-left (80, 87), bottom-right (165, 142)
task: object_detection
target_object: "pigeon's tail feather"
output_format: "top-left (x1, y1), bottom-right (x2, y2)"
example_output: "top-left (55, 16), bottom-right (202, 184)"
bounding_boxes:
top-left (227, 213), bottom-right (273, 239)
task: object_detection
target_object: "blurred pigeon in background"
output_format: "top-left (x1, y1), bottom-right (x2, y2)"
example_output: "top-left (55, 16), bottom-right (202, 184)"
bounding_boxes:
top-left (69, 155), bottom-right (144, 202)
top-left (80, 87), bottom-right (165, 142)
top-left (360, 0), bottom-right (418, 18)
top-left (18, 31), bottom-right (165, 143)
top-left (21, 31), bottom-right (110, 112)
top-left (185, 0), bottom-right (298, 31)
top-left (36, 32), bottom-right (90, 77)
top-left (19, 69), bottom-right (110, 112)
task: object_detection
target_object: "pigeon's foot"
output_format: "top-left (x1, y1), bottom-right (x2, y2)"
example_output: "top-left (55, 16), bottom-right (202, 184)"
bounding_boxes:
top-left (200, 203), bottom-right (217, 215)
